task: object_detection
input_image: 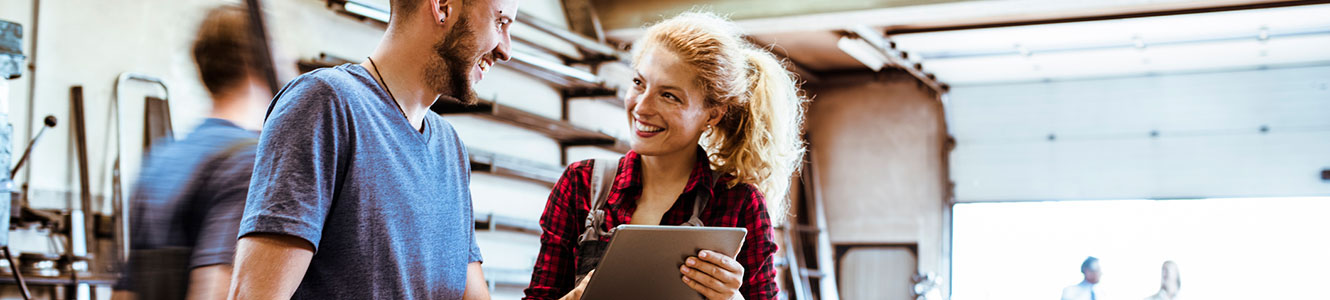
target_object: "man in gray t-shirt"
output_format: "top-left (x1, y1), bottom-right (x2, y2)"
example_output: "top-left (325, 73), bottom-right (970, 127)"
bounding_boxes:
top-left (229, 0), bottom-right (519, 299)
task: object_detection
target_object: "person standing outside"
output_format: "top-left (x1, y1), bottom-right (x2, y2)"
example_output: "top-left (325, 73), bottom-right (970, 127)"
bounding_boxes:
top-left (1144, 261), bottom-right (1181, 300)
top-left (1062, 256), bottom-right (1104, 300)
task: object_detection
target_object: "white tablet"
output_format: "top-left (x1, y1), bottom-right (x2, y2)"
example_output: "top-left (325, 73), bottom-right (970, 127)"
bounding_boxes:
top-left (581, 225), bottom-right (748, 300)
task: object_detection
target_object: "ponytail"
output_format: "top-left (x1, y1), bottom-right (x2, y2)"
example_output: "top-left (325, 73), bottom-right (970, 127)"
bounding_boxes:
top-left (705, 48), bottom-right (805, 224)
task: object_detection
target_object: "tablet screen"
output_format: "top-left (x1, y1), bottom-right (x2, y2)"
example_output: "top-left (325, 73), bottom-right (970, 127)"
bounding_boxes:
top-left (581, 225), bottom-right (747, 300)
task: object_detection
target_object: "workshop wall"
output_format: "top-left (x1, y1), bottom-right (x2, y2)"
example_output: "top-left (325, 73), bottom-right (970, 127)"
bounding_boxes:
top-left (805, 71), bottom-right (951, 299)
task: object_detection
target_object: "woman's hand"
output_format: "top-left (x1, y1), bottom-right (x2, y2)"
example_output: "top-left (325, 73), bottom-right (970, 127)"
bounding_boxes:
top-left (680, 250), bottom-right (746, 300)
top-left (559, 270), bottom-right (594, 300)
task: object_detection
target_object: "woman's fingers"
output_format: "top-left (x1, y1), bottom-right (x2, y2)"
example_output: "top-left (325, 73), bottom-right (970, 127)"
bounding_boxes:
top-left (682, 251), bottom-right (745, 300)
top-left (578, 270), bottom-right (595, 287)
top-left (685, 256), bottom-right (741, 288)
top-left (562, 270), bottom-right (595, 300)
top-left (680, 267), bottom-right (725, 299)
top-left (698, 250), bottom-right (744, 274)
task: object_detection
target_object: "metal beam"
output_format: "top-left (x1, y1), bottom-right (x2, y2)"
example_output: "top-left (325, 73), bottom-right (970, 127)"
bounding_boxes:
top-left (244, 0), bottom-right (280, 95)
top-left (592, 0), bottom-right (973, 33)
top-left (839, 28), bottom-right (946, 93)
top-left (561, 0), bottom-right (605, 43)
top-left (885, 0), bottom-right (1330, 34)
top-left (517, 11), bottom-right (625, 61)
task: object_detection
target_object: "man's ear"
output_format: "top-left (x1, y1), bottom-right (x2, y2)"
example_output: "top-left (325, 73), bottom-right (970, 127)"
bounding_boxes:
top-left (429, 0), bottom-right (454, 25)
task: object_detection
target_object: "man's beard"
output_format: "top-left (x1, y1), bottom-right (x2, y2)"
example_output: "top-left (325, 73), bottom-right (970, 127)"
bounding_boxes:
top-left (426, 16), bottom-right (481, 105)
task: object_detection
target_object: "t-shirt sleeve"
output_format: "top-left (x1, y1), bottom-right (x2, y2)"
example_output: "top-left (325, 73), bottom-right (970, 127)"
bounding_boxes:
top-left (469, 229), bottom-right (483, 263)
top-left (238, 73), bottom-right (349, 251)
top-left (462, 144), bottom-right (484, 263)
top-left (189, 145), bottom-right (257, 269)
top-left (449, 127), bottom-right (486, 264)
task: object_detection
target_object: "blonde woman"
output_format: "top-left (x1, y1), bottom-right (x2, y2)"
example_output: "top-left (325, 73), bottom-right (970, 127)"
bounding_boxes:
top-left (523, 12), bottom-right (805, 300)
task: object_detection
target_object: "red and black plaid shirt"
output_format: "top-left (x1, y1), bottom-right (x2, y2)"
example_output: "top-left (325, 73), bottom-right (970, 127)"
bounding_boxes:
top-left (523, 147), bottom-right (779, 300)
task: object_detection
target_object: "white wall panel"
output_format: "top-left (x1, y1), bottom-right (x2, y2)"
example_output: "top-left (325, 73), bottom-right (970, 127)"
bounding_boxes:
top-left (839, 247), bottom-right (918, 300)
top-left (471, 173), bottom-right (554, 221)
top-left (565, 145), bottom-right (625, 163)
top-left (949, 65), bottom-right (1330, 201)
top-left (471, 64), bottom-right (565, 120)
top-left (444, 115), bottom-right (563, 165)
top-left (567, 98), bottom-right (629, 140)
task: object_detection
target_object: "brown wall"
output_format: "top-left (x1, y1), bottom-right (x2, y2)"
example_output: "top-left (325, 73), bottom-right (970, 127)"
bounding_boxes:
top-left (805, 71), bottom-right (951, 299)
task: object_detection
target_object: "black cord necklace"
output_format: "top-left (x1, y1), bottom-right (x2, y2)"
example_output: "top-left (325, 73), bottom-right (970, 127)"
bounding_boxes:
top-left (367, 56), bottom-right (410, 121)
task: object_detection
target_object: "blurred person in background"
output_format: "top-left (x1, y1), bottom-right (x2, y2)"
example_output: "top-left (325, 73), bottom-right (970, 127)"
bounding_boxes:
top-left (524, 11), bottom-right (806, 300)
top-left (1144, 261), bottom-right (1181, 300)
top-left (113, 4), bottom-right (278, 300)
top-left (1062, 256), bottom-right (1103, 300)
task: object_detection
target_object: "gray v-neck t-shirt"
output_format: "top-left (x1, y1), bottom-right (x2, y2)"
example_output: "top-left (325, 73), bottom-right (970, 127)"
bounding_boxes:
top-left (240, 64), bottom-right (482, 299)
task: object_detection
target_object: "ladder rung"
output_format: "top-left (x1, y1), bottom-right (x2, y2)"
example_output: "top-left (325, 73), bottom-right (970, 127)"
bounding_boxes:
top-left (800, 268), bottom-right (827, 278)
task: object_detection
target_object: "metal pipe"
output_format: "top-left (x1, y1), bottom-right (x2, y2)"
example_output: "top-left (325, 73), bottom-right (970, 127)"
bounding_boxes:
top-left (21, 0), bottom-right (41, 186)
top-left (9, 115), bottom-right (55, 178)
top-left (110, 72), bottom-right (168, 265)
top-left (2, 246), bottom-right (30, 300)
top-left (244, 0), bottom-right (280, 95)
top-left (69, 86), bottom-right (89, 289)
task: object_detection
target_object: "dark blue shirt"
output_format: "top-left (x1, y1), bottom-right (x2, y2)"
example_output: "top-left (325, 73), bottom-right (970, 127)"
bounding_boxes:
top-left (239, 64), bottom-right (482, 299)
top-left (123, 118), bottom-right (258, 298)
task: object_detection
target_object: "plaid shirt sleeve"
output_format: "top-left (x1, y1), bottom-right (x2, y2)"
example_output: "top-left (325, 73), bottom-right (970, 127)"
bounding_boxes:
top-left (523, 160), bottom-right (590, 300)
top-left (732, 184), bottom-right (780, 300)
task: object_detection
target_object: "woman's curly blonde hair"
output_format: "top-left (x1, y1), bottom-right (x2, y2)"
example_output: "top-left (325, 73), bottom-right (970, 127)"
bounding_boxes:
top-left (631, 11), bottom-right (807, 224)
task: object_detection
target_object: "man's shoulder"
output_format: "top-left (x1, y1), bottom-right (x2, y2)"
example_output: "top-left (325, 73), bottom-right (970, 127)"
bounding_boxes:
top-left (306, 63), bottom-right (368, 82)
top-left (273, 63), bottom-right (372, 101)
top-left (266, 64), bottom-right (376, 124)
top-left (1060, 283), bottom-right (1089, 299)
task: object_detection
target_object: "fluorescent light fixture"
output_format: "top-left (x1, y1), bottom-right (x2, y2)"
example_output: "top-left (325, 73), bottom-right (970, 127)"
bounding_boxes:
top-left (344, 0), bottom-right (390, 23)
top-left (838, 36), bottom-right (888, 72)
top-left (849, 25), bottom-right (894, 54)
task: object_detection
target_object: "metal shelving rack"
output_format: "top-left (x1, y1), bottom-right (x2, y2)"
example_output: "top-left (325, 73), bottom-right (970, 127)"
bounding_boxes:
top-left (466, 148), bottom-right (563, 186)
top-left (431, 96), bottom-right (630, 154)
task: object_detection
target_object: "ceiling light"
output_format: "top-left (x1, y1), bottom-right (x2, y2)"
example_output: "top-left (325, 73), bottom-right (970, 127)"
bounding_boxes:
top-left (838, 36), bottom-right (888, 71)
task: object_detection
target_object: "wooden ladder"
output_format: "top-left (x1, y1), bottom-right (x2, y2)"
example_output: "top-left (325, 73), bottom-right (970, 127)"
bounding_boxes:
top-left (781, 150), bottom-right (840, 300)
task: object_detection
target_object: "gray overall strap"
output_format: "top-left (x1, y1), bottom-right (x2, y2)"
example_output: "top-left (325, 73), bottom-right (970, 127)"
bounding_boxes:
top-left (577, 158), bottom-right (620, 244)
top-left (681, 170), bottom-right (724, 227)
